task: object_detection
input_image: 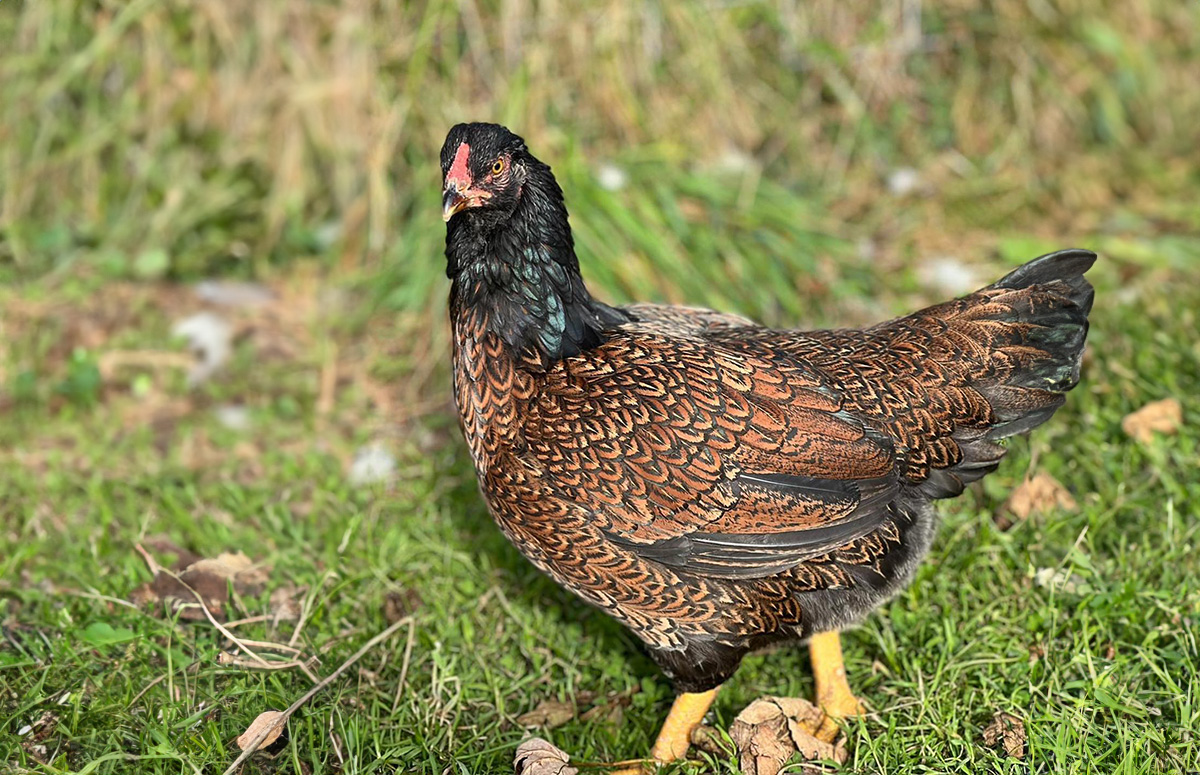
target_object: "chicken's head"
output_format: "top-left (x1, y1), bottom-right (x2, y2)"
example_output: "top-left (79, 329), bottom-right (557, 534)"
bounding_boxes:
top-left (440, 123), bottom-right (531, 224)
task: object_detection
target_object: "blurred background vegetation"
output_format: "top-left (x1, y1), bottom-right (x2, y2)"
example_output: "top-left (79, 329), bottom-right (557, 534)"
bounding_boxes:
top-left (2, 1), bottom-right (1199, 772)
top-left (5, 0), bottom-right (1198, 280)
top-left (5, 0), bottom-right (1197, 414)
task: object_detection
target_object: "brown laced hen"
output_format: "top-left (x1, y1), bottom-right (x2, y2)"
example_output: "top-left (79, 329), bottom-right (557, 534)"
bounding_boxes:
top-left (439, 122), bottom-right (1095, 771)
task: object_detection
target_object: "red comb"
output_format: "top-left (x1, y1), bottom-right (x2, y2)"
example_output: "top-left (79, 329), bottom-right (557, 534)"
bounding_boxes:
top-left (447, 142), bottom-right (471, 187)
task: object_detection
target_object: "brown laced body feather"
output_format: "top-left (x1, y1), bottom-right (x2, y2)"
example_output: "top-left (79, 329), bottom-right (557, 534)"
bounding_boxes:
top-left (452, 257), bottom-right (1094, 691)
top-left (440, 123), bottom-right (1095, 693)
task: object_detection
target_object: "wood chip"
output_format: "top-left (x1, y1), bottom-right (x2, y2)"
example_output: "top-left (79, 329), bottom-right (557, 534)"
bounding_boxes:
top-left (235, 710), bottom-right (286, 751)
top-left (981, 711), bottom-right (1026, 759)
top-left (1121, 398), bottom-right (1183, 444)
top-left (513, 738), bottom-right (577, 775)
top-left (729, 697), bottom-right (847, 775)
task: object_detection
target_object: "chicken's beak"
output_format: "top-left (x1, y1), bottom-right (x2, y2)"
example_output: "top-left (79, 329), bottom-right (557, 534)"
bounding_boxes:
top-left (442, 186), bottom-right (468, 222)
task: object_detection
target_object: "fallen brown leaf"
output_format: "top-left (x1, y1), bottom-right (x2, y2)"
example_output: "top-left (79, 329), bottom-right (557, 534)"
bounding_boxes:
top-left (689, 724), bottom-right (727, 755)
top-left (268, 584), bottom-right (305, 622)
top-left (220, 616), bottom-right (412, 775)
top-left (513, 738), bottom-right (577, 775)
top-left (1122, 398), bottom-right (1183, 444)
top-left (236, 710), bottom-right (287, 752)
top-left (142, 536), bottom-right (203, 569)
top-left (981, 711), bottom-right (1026, 759)
top-left (729, 697), bottom-right (847, 775)
top-left (517, 699), bottom-right (576, 730)
top-left (192, 552), bottom-right (270, 597)
top-left (382, 588), bottom-right (422, 624)
top-left (130, 549), bottom-right (271, 622)
top-left (1001, 472), bottom-right (1077, 527)
top-left (577, 687), bottom-right (637, 726)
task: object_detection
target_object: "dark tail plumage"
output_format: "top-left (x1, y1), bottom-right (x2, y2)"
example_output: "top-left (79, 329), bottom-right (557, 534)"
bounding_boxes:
top-left (978, 249), bottom-right (1095, 439)
top-left (915, 249), bottom-right (1096, 499)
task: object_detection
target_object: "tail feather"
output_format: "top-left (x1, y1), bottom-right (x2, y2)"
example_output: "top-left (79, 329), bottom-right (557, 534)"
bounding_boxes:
top-left (994, 248), bottom-right (1097, 306)
top-left (915, 249), bottom-right (1095, 498)
top-left (979, 249), bottom-right (1094, 432)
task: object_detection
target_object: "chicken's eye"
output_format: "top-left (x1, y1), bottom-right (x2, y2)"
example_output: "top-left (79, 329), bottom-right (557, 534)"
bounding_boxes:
top-left (492, 159), bottom-right (505, 175)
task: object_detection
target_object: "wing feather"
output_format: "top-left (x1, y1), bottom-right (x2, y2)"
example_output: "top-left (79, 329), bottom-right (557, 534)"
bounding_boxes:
top-left (520, 311), bottom-right (901, 579)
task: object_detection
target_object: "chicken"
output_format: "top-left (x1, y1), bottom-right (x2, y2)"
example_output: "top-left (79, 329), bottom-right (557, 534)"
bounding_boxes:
top-left (439, 122), bottom-right (1094, 770)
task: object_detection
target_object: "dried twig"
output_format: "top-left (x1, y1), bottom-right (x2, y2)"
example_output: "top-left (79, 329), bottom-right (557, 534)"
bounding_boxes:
top-left (134, 543), bottom-right (273, 668)
top-left (216, 652), bottom-right (321, 683)
top-left (233, 639), bottom-right (305, 656)
top-left (317, 343), bottom-right (338, 417)
top-left (98, 350), bottom-right (194, 378)
top-left (65, 589), bottom-right (142, 610)
top-left (220, 616), bottom-right (413, 775)
top-left (133, 543), bottom-right (164, 575)
top-left (223, 615), bottom-right (273, 629)
top-left (390, 617), bottom-right (417, 713)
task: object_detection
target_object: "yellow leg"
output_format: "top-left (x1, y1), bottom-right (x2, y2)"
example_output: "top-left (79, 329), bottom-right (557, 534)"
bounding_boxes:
top-left (649, 688), bottom-right (719, 762)
top-left (808, 630), bottom-right (866, 741)
top-left (609, 688), bottom-right (719, 773)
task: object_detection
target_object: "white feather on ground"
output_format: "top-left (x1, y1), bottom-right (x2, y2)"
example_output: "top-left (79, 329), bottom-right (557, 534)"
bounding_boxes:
top-left (173, 312), bottom-right (233, 387)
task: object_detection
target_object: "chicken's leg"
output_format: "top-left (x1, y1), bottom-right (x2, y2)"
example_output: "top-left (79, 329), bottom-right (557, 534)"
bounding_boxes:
top-left (608, 688), bottom-right (718, 773)
top-left (807, 630), bottom-right (866, 741)
top-left (603, 637), bottom-right (860, 773)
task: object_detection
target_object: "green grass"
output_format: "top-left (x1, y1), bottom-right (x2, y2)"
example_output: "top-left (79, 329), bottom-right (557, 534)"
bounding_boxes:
top-left (3, 238), bottom-right (1199, 774)
top-left (4, 0), bottom-right (1200, 773)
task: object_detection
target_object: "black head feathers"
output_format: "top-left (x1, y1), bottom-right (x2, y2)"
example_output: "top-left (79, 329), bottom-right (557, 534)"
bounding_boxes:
top-left (440, 123), bottom-right (629, 364)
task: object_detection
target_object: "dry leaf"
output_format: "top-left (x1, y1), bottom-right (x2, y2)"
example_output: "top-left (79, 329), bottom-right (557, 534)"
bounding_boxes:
top-left (730, 699), bottom-right (799, 775)
top-left (578, 700), bottom-right (623, 726)
top-left (268, 584), bottom-right (304, 622)
top-left (981, 711), bottom-right (1026, 759)
top-left (236, 710), bottom-right (287, 752)
top-left (513, 738), bottom-right (578, 775)
top-left (193, 552), bottom-right (270, 596)
top-left (517, 699), bottom-right (576, 730)
top-left (578, 687), bottom-right (636, 726)
top-left (143, 535), bottom-right (202, 569)
top-left (729, 697), bottom-right (847, 775)
top-left (1002, 472), bottom-right (1077, 526)
top-left (382, 588), bottom-right (422, 623)
top-left (130, 549), bottom-right (271, 622)
top-left (689, 724), bottom-right (727, 755)
top-left (1122, 398), bottom-right (1183, 444)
